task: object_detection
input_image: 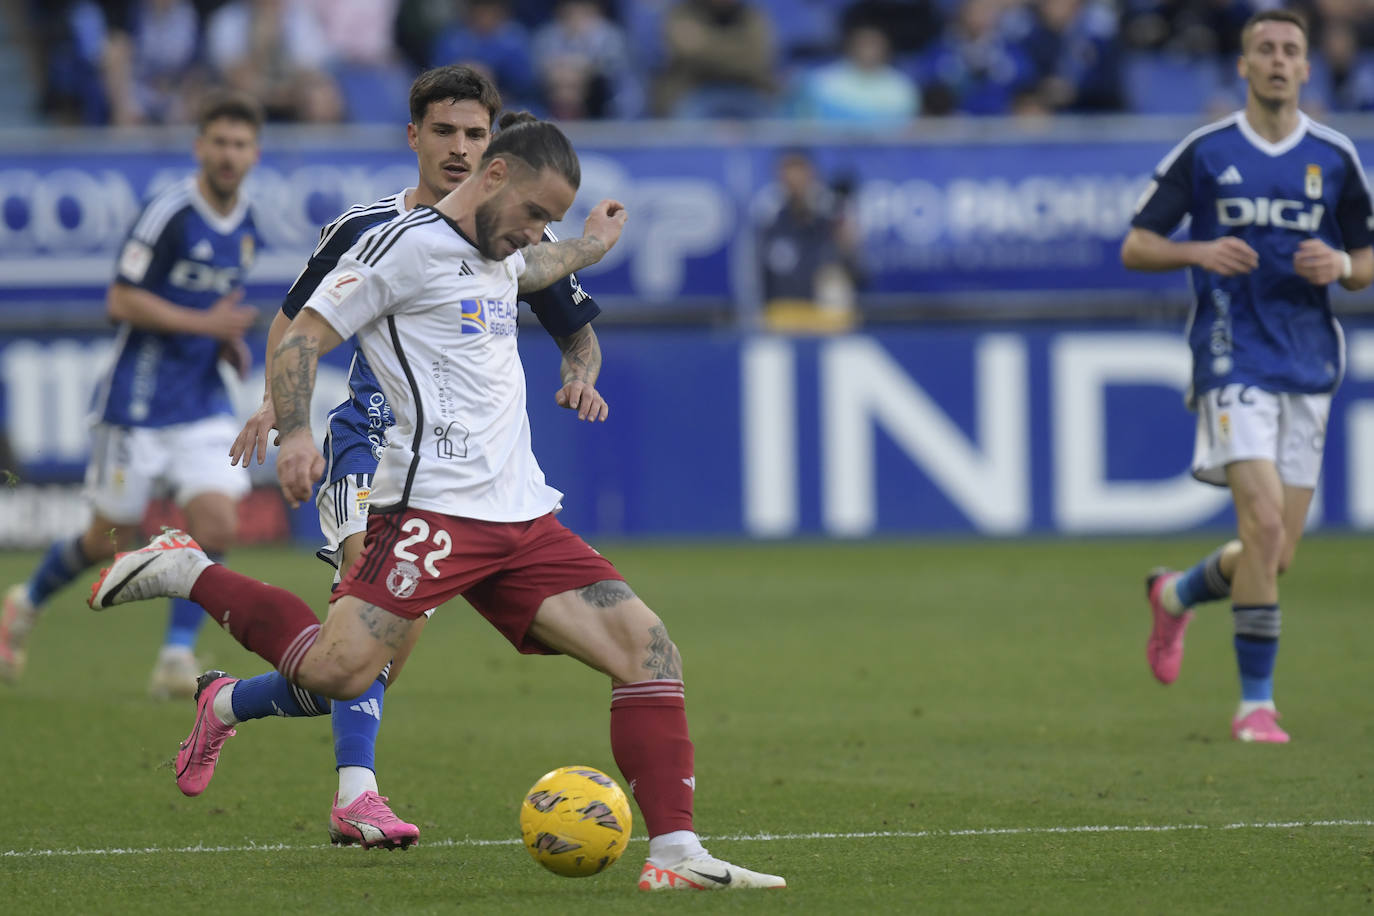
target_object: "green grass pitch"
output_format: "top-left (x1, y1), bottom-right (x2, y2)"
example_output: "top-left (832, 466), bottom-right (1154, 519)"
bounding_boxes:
top-left (1, 537), bottom-right (1372, 914)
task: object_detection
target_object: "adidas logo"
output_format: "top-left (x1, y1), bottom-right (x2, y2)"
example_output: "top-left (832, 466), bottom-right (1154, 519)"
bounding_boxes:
top-left (349, 698), bottom-right (381, 720)
top-left (458, 261), bottom-right (474, 277)
top-left (190, 239), bottom-right (214, 260)
top-left (1217, 165), bottom-right (1244, 185)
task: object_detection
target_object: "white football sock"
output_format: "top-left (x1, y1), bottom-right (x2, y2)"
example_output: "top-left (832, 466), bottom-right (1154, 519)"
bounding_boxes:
top-left (1161, 577), bottom-right (1186, 615)
top-left (648, 829), bottom-right (707, 865)
top-left (337, 766), bottom-right (378, 807)
top-left (211, 682), bottom-right (239, 726)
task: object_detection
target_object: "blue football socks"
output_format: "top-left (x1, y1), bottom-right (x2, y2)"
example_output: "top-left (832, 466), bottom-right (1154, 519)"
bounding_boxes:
top-left (26, 534), bottom-right (90, 608)
top-left (333, 674), bottom-right (387, 773)
top-left (1233, 603), bottom-right (1280, 702)
top-left (230, 670), bottom-right (331, 720)
top-left (1174, 544), bottom-right (1232, 609)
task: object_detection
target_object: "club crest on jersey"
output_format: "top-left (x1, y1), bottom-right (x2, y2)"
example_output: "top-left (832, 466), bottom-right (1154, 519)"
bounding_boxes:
top-left (386, 560), bottom-right (421, 598)
top-left (1305, 164), bottom-right (1322, 200)
top-left (239, 233), bottom-right (255, 268)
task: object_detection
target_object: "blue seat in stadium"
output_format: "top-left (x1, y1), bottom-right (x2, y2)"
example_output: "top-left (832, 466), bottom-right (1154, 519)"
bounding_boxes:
top-left (1123, 52), bottom-right (1224, 115)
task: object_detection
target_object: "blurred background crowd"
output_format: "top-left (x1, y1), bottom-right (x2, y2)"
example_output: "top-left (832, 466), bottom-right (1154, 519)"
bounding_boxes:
top-left (4, 0), bottom-right (1374, 130)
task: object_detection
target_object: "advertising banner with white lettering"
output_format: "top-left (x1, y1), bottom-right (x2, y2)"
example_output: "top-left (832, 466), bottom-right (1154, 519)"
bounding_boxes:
top-left (10, 129), bottom-right (1370, 312)
top-left (4, 324), bottom-right (1374, 546)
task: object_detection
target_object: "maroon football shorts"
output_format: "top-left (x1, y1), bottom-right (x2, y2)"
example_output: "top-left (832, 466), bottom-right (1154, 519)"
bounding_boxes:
top-left (336, 508), bottom-right (624, 654)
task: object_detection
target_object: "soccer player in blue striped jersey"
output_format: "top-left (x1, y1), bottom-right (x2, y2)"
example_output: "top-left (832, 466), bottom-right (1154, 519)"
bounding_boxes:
top-left (1122, 9), bottom-right (1374, 743)
top-left (0, 90), bottom-right (263, 697)
top-left (177, 67), bottom-right (607, 849)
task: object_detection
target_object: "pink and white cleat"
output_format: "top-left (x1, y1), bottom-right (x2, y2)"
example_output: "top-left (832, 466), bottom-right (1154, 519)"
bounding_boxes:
top-left (638, 853), bottom-right (786, 890)
top-left (88, 529), bottom-right (211, 610)
top-left (1145, 569), bottom-right (1193, 685)
top-left (175, 670), bottom-right (238, 796)
top-left (329, 791), bottom-right (419, 850)
top-left (1232, 707), bottom-right (1290, 744)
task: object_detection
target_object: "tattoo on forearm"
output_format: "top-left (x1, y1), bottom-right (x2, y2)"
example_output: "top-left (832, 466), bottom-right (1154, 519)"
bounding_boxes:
top-left (579, 579), bottom-right (635, 608)
top-left (271, 335), bottom-right (319, 436)
top-left (357, 602), bottom-right (411, 651)
top-left (643, 623), bottom-right (683, 680)
top-left (556, 324), bottom-right (601, 386)
top-left (519, 237), bottom-right (606, 293)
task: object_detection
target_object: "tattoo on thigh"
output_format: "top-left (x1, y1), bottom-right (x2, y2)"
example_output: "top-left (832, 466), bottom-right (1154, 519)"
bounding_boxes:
top-left (644, 623), bottom-right (682, 680)
top-left (358, 602), bottom-right (410, 651)
top-left (579, 579), bottom-right (636, 608)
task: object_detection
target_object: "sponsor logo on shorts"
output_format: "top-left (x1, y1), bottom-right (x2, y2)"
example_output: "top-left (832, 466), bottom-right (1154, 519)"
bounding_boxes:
top-left (386, 560), bottom-right (421, 598)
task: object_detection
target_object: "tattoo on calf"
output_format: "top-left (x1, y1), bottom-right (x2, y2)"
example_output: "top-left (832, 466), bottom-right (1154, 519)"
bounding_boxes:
top-left (579, 579), bottom-right (635, 608)
top-left (644, 623), bottom-right (683, 680)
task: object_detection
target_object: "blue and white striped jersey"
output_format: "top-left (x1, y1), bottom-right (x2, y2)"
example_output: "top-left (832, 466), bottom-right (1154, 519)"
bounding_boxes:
top-left (92, 177), bottom-right (259, 426)
top-left (1134, 111), bottom-right (1374, 396)
top-left (281, 189), bottom-right (602, 486)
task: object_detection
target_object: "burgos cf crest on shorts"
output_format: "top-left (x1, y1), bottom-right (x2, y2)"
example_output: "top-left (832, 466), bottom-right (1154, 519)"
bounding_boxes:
top-left (386, 560), bottom-right (421, 598)
top-left (460, 298), bottom-right (518, 336)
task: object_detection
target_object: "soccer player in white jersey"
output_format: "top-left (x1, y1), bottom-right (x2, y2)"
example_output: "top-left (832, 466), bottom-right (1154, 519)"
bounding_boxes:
top-left (0, 91), bottom-right (262, 697)
top-left (186, 69), bottom-right (608, 850)
top-left (91, 118), bottom-right (787, 890)
top-left (1122, 9), bottom-right (1374, 743)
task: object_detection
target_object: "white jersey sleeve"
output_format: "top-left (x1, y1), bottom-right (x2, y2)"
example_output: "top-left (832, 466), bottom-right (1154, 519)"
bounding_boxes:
top-left (300, 209), bottom-right (439, 340)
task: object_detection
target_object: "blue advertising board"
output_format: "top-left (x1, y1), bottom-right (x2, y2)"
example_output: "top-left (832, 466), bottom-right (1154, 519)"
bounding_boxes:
top-left (10, 124), bottom-right (1372, 313)
top-left (4, 323), bottom-right (1374, 546)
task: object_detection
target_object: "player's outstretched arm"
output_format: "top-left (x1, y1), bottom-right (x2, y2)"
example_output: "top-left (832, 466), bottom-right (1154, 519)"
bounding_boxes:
top-left (518, 199), bottom-right (627, 293)
top-left (1121, 227), bottom-right (1258, 276)
top-left (553, 323), bottom-right (608, 422)
top-left (271, 308), bottom-right (343, 507)
top-left (229, 309), bottom-right (293, 467)
top-left (107, 284), bottom-right (258, 340)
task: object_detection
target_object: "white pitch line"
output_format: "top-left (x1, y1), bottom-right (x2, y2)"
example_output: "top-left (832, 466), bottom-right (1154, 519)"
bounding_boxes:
top-left (3, 820), bottom-right (1371, 860)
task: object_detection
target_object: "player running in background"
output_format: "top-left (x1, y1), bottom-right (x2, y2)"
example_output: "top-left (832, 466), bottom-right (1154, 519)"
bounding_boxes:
top-left (1121, 8), bottom-right (1373, 743)
top-left (0, 90), bottom-right (263, 698)
top-left (91, 118), bottom-right (786, 890)
top-left (196, 67), bottom-right (607, 850)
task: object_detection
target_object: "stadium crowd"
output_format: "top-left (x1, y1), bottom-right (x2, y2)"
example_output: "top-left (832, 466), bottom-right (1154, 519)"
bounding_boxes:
top-left (16, 0), bottom-right (1374, 128)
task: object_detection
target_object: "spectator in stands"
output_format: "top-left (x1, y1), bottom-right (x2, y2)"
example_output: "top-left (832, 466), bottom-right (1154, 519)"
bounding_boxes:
top-left (532, 0), bottom-right (642, 118)
top-left (430, 0), bottom-right (537, 107)
top-left (1005, 0), bottom-right (1124, 113)
top-left (753, 148), bottom-right (861, 326)
top-left (840, 0), bottom-right (944, 59)
top-left (302, 0), bottom-right (402, 68)
top-left (792, 22), bottom-right (919, 126)
top-left (205, 0), bottom-right (343, 122)
top-left (916, 0), bottom-right (1036, 116)
top-left (653, 0), bottom-right (777, 118)
top-left (1318, 10), bottom-right (1374, 111)
top-left (31, 0), bottom-right (133, 124)
top-left (100, 0), bottom-right (203, 125)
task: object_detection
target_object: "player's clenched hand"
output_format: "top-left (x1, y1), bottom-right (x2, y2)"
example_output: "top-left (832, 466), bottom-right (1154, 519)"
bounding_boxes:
top-left (1293, 238), bottom-right (1346, 285)
top-left (555, 381), bottom-right (609, 422)
top-left (276, 428), bottom-right (324, 509)
top-left (230, 399), bottom-right (279, 467)
top-left (1198, 237), bottom-right (1259, 276)
top-left (583, 199), bottom-right (627, 255)
top-left (203, 289), bottom-right (259, 342)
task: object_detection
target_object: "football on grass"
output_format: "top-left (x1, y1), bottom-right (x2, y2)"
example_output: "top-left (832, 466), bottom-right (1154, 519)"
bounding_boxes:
top-left (519, 765), bottom-right (633, 877)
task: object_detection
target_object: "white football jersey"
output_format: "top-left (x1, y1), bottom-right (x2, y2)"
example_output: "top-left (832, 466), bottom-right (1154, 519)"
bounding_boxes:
top-left (302, 206), bottom-right (563, 522)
